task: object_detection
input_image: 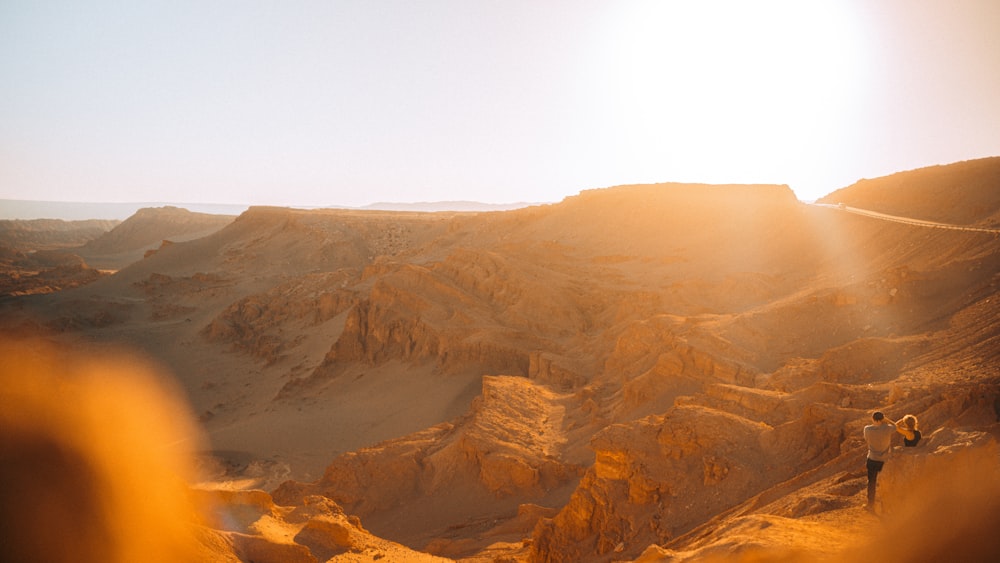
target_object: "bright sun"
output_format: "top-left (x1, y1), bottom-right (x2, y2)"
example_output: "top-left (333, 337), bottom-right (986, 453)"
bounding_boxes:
top-left (598, 1), bottom-right (869, 199)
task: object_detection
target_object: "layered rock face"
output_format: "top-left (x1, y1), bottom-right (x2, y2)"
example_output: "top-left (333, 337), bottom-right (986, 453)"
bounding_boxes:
top-left (314, 249), bottom-right (570, 378)
top-left (274, 375), bottom-right (585, 511)
top-left (203, 272), bottom-right (358, 364)
top-left (531, 407), bottom-right (770, 560)
top-left (529, 385), bottom-right (853, 561)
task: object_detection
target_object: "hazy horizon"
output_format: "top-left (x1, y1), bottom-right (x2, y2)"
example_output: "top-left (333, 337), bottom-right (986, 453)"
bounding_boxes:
top-left (3, 1), bottom-right (1000, 208)
top-left (0, 195), bottom-right (548, 220)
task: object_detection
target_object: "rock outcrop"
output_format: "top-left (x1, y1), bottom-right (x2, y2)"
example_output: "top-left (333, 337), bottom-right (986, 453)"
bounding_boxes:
top-left (0, 247), bottom-right (108, 296)
top-left (203, 272), bottom-right (358, 364)
top-left (275, 376), bottom-right (585, 513)
top-left (196, 489), bottom-right (452, 562)
top-left (529, 396), bottom-right (849, 562)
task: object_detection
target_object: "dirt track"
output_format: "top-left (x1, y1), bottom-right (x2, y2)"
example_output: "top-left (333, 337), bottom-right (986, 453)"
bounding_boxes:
top-left (814, 203), bottom-right (1000, 234)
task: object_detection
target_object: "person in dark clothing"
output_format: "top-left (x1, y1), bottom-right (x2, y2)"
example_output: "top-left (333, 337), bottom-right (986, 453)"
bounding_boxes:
top-left (896, 414), bottom-right (921, 447)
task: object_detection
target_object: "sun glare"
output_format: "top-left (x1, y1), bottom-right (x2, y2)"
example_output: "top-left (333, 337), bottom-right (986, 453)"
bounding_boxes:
top-left (601, 1), bottom-right (867, 198)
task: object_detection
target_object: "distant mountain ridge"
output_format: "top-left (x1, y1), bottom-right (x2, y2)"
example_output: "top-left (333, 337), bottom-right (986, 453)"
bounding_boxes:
top-left (360, 200), bottom-right (542, 212)
top-left (0, 199), bottom-right (251, 221)
top-left (0, 199), bottom-right (542, 221)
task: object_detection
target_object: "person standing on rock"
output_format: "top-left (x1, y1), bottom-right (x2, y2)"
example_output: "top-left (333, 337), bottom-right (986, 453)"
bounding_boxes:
top-left (863, 411), bottom-right (897, 511)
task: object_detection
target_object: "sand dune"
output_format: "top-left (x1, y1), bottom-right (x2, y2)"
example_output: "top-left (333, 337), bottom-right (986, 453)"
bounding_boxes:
top-left (2, 158), bottom-right (999, 562)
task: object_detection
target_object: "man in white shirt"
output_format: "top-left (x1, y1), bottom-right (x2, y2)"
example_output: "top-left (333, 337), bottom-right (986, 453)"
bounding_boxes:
top-left (863, 410), bottom-right (897, 511)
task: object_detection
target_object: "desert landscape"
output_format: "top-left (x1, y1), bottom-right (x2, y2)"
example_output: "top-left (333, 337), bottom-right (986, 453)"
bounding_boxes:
top-left (2, 157), bottom-right (1000, 562)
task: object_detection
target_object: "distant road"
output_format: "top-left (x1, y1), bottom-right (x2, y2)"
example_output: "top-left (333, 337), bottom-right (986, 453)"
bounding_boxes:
top-left (812, 203), bottom-right (1000, 235)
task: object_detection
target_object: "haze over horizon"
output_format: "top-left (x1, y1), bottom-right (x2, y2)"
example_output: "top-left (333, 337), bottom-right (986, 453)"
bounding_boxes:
top-left (2, 1), bottom-right (999, 209)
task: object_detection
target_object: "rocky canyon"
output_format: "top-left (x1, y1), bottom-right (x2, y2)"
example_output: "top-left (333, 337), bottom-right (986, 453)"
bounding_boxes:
top-left (2, 157), bottom-right (999, 562)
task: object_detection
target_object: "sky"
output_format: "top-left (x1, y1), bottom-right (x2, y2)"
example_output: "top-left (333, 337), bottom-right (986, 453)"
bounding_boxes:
top-left (2, 0), bottom-right (999, 208)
